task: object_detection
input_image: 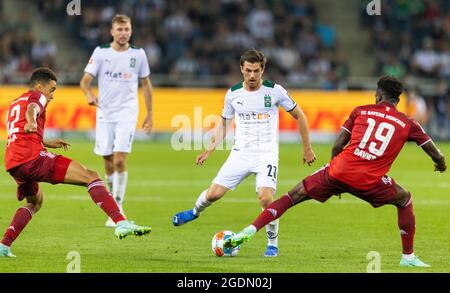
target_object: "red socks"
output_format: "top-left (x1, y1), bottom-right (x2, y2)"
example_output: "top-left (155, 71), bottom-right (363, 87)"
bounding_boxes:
top-left (1, 179), bottom-right (124, 248)
top-left (87, 179), bottom-right (126, 223)
top-left (1, 206), bottom-right (33, 247)
top-left (397, 197), bottom-right (415, 254)
top-left (252, 194), bottom-right (294, 231)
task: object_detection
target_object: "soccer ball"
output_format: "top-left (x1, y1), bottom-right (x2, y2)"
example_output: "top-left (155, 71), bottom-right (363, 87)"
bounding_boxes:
top-left (211, 230), bottom-right (240, 257)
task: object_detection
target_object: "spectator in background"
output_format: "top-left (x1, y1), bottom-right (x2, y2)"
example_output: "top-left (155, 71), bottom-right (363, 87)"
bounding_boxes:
top-left (434, 80), bottom-right (450, 139)
top-left (382, 54), bottom-right (406, 80)
top-left (247, 1), bottom-right (273, 41)
top-left (405, 88), bottom-right (429, 127)
top-left (3, 0), bottom-right (341, 88)
top-left (412, 38), bottom-right (440, 78)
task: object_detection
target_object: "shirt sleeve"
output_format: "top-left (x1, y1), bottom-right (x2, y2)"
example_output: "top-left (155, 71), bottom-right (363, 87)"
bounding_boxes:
top-left (84, 47), bottom-right (101, 77)
top-left (221, 90), bottom-right (234, 119)
top-left (28, 92), bottom-right (47, 114)
top-left (275, 84), bottom-right (297, 112)
top-left (341, 107), bottom-right (359, 133)
top-left (139, 49), bottom-right (151, 78)
top-left (407, 119), bottom-right (431, 146)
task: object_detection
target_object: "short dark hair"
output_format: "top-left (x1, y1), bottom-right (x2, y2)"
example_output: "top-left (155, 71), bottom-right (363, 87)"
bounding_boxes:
top-left (30, 67), bottom-right (57, 86)
top-left (240, 49), bottom-right (267, 69)
top-left (377, 76), bottom-right (403, 103)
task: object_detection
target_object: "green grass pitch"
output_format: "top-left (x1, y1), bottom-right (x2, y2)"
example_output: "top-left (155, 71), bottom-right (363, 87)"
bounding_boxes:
top-left (0, 141), bottom-right (448, 272)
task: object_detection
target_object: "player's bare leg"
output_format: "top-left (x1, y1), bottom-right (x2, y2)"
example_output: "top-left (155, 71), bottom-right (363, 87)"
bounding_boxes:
top-left (258, 187), bottom-right (279, 257)
top-left (226, 182), bottom-right (311, 249)
top-left (0, 190), bottom-right (43, 257)
top-left (64, 160), bottom-right (150, 239)
top-left (388, 183), bottom-right (430, 267)
top-left (172, 183), bottom-right (229, 226)
top-left (103, 155), bottom-right (114, 191)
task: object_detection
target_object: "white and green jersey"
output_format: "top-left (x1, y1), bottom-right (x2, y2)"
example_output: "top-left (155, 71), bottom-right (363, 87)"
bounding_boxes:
top-left (84, 43), bottom-right (150, 122)
top-left (222, 80), bottom-right (297, 153)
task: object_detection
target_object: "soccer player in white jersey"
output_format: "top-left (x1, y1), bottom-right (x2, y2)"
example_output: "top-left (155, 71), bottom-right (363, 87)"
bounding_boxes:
top-left (172, 49), bottom-right (316, 257)
top-left (80, 15), bottom-right (153, 227)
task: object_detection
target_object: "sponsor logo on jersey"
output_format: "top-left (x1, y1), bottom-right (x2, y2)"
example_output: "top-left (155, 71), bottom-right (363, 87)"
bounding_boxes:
top-left (238, 112), bottom-right (271, 121)
top-left (104, 71), bottom-right (133, 80)
top-left (130, 57), bottom-right (136, 68)
top-left (264, 95), bottom-right (272, 107)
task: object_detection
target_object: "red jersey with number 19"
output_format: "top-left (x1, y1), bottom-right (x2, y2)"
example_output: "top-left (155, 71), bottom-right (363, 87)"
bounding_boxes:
top-left (4, 90), bottom-right (48, 171)
top-left (328, 102), bottom-right (430, 190)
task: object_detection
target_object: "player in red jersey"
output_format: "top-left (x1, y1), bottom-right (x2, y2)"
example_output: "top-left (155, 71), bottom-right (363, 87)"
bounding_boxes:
top-left (224, 76), bottom-right (446, 267)
top-left (0, 68), bottom-right (151, 258)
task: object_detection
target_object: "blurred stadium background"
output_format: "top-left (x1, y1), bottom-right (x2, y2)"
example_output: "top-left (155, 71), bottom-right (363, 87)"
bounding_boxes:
top-left (0, 0), bottom-right (450, 273)
top-left (0, 0), bottom-right (449, 142)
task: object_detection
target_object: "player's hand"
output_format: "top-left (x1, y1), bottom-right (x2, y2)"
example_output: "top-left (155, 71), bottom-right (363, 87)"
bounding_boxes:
top-left (434, 162), bottom-right (447, 173)
top-left (303, 148), bottom-right (317, 166)
top-left (44, 139), bottom-right (71, 150)
top-left (142, 115), bottom-right (153, 134)
top-left (196, 150), bottom-right (211, 166)
top-left (24, 122), bottom-right (37, 133)
top-left (87, 96), bottom-right (99, 107)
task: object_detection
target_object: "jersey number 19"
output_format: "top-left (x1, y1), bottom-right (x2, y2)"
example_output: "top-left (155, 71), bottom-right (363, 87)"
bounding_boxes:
top-left (358, 118), bottom-right (395, 156)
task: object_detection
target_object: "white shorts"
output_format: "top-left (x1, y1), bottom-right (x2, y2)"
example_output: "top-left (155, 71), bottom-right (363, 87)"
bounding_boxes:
top-left (212, 150), bottom-right (279, 192)
top-left (94, 121), bottom-right (137, 156)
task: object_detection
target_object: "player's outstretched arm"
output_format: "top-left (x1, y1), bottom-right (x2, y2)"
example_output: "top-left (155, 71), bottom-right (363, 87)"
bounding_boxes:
top-left (331, 129), bottom-right (351, 159)
top-left (24, 103), bottom-right (40, 133)
top-left (288, 106), bottom-right (316, 166)
top-left (196, 118), bottom-right (231, 165)
top-left (421, 140), bottom-right (447, 172)
top-left (80, 73), bottom-right (99, 107)
top-left (44, 139), bottom-right (71, 151)
top-left (140, 77), bottom-right (153, 134)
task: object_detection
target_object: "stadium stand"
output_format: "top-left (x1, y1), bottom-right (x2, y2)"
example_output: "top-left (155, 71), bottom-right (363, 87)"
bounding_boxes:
top-left (28, 0), bottom-right (345, 89)
top-left (361, 0), bottom-right (449, 139)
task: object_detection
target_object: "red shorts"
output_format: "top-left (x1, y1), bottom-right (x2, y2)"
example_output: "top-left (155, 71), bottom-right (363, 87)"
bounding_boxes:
top-left (8, 151), bottom-right (72, 201)
top-left (302, 166), bottom-right (397, 208)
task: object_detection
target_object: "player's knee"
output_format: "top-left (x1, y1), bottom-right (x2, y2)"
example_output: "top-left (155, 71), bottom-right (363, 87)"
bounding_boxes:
top-left (34, 198), bottom-right (43, 212)
top-left (395, 190), bottom-right (412, 207)
top-left (113, 158), bottom-right (126, 170)
top-left (258, 195), bottom-right (273, 208)
top-left (288, 183), bottom-right (308, 203)
top-left (206, 190), bottom-right (223, 202)
top-left (87, 169), bottom-right (101, 182)
top-left (28, 192), bottom-right (43, 213)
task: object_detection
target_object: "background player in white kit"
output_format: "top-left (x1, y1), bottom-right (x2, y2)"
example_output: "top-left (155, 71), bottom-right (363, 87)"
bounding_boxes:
top-left (172, 49), bottom-right (316, 257)
top-left (80, 14), bottom-right (153, 227)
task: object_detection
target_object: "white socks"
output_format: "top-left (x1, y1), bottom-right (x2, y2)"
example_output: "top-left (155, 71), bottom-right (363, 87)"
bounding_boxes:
top-left (193, 190), bottom-right (211, 215)
top-left (106, 174), bottom-right (114, 192)
top-left (265, 218), bottom-right (279, 247)
top-left (402, 253), bottom-right (415, 260)
top-left (246, 225), bottom-right (257, 234)
top-left (112, 171), bottom-right (128, 210)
